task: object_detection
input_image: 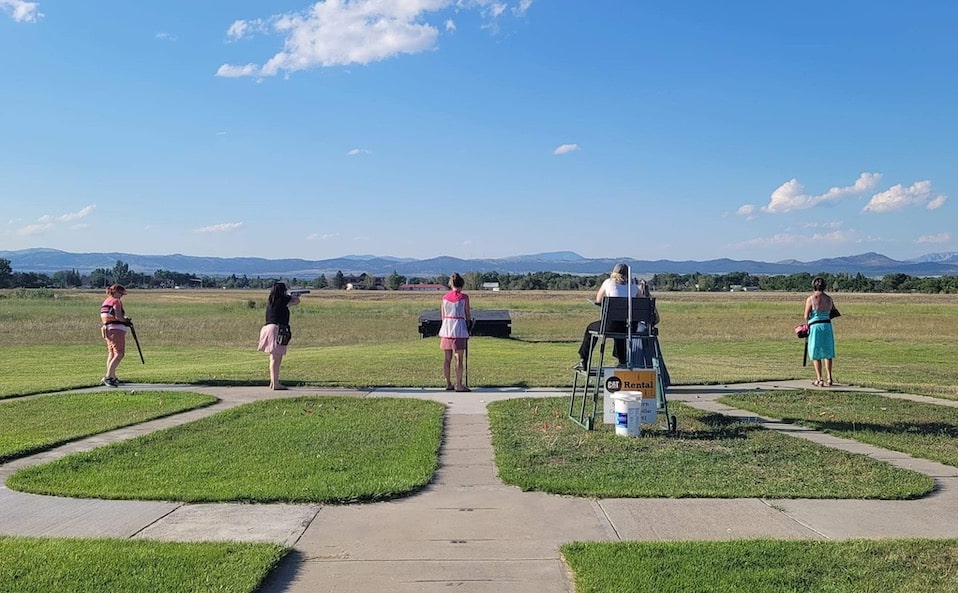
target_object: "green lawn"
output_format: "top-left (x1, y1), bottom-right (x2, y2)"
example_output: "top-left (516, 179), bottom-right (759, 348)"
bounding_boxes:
top-left (2, 289), bottom-right (957, 398)
top-left (488, 397), bottom-right (933, 499)
top-left (562, 539), bottom-right (958, 593)
top-left (0, 391), bottom-right (217, 462)
top-left (9, 396), bottom-right (444, 503)
top-left (719, 389), bottom-right (958, 468)
top-left (0, 536), bottom-right (286, 593)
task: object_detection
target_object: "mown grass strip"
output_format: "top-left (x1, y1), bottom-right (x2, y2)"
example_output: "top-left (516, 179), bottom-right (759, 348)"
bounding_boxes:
top-left (8, 396), bottom-right (444, 503)
top-left (0, 391), bottom-right (217, 462)
top-left (488, 397), bottom-right (932, 499)
top-left (719, 389), bottom-right (958, 468)
top-left (0, 536), bottom-right (286, 593)
top-left (562, 538), bottom-right (958, 593)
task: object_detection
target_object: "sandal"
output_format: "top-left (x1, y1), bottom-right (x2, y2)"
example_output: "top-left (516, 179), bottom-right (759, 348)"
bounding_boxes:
top-left (455, 387), bottom-right (471, 392)
top-left (826, 379), bottom-right (833, 386)
top-left (812, 379), bottom-right (823, 387)
top-left (445, 385), bottom-right (456, 391)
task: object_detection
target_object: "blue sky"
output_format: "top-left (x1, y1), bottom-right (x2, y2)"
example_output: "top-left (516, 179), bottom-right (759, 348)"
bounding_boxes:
top-left (2, 1), bottom-right (956, 263)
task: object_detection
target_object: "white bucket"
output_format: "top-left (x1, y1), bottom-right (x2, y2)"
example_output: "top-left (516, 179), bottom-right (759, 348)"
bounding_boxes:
top-left (611, 392), bottom-right (643, 437)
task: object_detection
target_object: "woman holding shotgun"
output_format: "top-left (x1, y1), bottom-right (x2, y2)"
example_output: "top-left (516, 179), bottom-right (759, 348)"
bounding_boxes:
top-left (257, 282), bottom-right (301, 390)
top-left (99, 283), bottom-right (129, 387)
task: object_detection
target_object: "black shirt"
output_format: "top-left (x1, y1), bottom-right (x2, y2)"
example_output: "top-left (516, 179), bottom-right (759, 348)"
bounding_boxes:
top-left (265, 295), bottom-right (292, 326)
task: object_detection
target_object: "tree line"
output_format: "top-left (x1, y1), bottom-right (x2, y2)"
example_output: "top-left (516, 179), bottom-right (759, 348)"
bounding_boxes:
top-left (2, 258), bottom-right (957, 293)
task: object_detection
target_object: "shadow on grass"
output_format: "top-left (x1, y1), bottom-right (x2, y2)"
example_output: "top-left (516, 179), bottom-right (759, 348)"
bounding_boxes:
top-left (668, 411), bottom-right (763, 441)
top-left (256, 549), bottom-right (306, 593)
top-left (786, 418), bottom-right (958, 438)
top-left (193, 378), bottom-right (371, 389)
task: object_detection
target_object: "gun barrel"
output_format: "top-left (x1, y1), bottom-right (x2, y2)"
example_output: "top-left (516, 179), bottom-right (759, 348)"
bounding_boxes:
top-left (290, 290), bottom-right (311, 296)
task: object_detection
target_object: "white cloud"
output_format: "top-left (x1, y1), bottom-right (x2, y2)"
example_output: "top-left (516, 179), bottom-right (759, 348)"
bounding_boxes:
top-left (17, 223), bottom-right (53, 236)
top-left (736, 204), bottom-right (756, 218)
top-left (916, 232), bottom-right (951, 244)
top-left (227, 20), bottom-right (250, 40)
top-left (863, 180), bottom-right (948, 213)
top-left (733, 228), bottom-right (864, 251)
top-left (1, 0), bottom-right (42, 23)
top-left (552, 143), bottom-right (580, 155)
top-left (219, 0), bottom-right (531, 78)
top-left (155, 32), bottom-right (177, 41)
top-left (216, 63), bottom-right (260, 78)
top-left (307, 232), bottom-right (339, 241)
top-left (16, 204), bottom-right (95, 235)
top-left (346, 148), bottom-right (372, 156)
top-left (195, 222), bottom-right (244, 233)
top-left (761, 172), bottom-right (881, 214)
top-left (57, 205), bottom-right (96, 222)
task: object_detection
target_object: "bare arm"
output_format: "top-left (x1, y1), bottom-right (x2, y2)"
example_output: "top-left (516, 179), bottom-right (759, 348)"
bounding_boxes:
top-left (804, 296), bottom-right (813, 322)
top-left (594, 283), bottom-right (607, 304)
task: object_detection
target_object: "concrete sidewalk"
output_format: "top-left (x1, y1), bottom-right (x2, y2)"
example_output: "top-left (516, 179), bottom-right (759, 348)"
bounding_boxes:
top-left (3, 381), bottom-right (958, 592)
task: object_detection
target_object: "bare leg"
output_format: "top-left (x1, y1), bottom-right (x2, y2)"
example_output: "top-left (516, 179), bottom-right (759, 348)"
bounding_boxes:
top-left (812, 359), bottom-right (823, 385)
top-left (269, 353), bottom-right (285, 389)
top-left (443, 350), bottom-right (454, 389)
top-left (454, 350), bottom-right (465, 389)
top-left (107, 352), bottom-right (124, 380)
top-left (105, 331), bottom-right (125, 380)
top-left (824, 358), bottom-right (834, 384)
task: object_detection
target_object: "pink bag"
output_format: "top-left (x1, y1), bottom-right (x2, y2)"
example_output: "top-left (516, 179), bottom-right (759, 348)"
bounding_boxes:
top-left (795, 323), bottom-right (810, 339)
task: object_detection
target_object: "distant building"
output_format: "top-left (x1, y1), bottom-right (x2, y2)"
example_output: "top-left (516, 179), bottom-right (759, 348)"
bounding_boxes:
top-left (482, 282), bottom-right (500, 291)
top-left (344, 273), bottom-right (385, 290)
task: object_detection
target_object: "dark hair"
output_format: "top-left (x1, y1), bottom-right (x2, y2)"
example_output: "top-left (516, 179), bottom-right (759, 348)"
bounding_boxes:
top-left (106, 284), bottom-right (126, 297)
top-left (449, 273), bottom-right (465, 289)
top-left (812, 277), bottom-right (827, 292)
top-left (268, 282), bottom-right (287, 305)
top-left (636, 279), bottom-right (652, 298)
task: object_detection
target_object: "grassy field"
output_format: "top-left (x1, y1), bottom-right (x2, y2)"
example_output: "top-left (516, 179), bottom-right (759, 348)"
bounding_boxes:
top-left (2, 288), bottom-right (957, 398)
top-left (562, 538), bottom-right (958, 593)
top-left (0, 536), bottom-right (286, 593)
top-left (3, 289), bottom-right (958, 593)
top-left (719, 390), bottom-right (958, 468)
top-left (489, 397), bottom-right (933, 499)
top-left (0, 391), bottom-right (216, 462)
top-left (9, 397), bottom-right (444, 503)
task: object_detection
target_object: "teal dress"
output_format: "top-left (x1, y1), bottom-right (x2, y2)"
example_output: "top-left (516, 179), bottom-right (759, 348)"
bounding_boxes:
top-left (807, 309), bottom-right (835, 361)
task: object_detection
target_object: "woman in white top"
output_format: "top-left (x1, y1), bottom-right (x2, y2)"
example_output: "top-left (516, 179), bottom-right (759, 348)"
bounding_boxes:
top-left (575, 263), bottom-right (632, 368)
top-left (439, 273), bottom-right (472, 392)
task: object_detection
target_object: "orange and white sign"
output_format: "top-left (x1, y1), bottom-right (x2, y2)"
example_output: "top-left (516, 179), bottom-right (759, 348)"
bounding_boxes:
top-left (603, 369), bottom-right (658, 425)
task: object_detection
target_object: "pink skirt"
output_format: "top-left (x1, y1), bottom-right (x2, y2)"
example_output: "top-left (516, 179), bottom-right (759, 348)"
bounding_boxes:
top-left (440, 337), bottom-right (468, 351)
top-left (258, 324), bottom-right (288, 356)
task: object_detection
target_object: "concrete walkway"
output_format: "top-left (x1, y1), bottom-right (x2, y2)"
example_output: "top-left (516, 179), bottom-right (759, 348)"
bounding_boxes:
top-left (3, 380), bottom-right (958, 592)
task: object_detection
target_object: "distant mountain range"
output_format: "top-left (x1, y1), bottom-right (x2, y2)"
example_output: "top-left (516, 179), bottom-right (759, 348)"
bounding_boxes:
top-left (3, 248), bottom-right (958, 278)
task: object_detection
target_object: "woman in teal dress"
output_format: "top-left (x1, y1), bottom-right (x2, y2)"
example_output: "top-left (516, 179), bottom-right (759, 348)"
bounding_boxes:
top-left (804, 277), bottom-right (836, 386)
